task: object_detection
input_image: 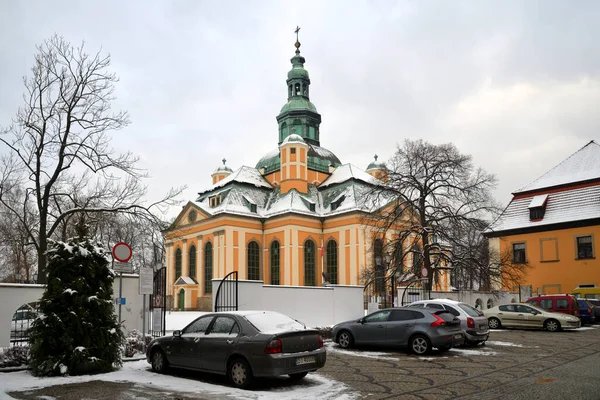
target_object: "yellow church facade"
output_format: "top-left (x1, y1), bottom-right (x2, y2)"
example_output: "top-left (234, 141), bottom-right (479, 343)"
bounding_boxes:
top-left (163, 38), bottom-right (452, 310)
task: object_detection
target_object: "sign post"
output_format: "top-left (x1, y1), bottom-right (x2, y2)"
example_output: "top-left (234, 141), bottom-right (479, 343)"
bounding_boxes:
top-left (112, 242), bottom-right (133, 325)
top-left (139, 267), bottom-right (153, 352)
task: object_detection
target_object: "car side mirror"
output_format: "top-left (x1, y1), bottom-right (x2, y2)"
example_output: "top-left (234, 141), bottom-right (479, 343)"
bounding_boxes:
top-left (358, 318), bottom-right (364, 324)
top-left (173, 330), bottom-right (181, 337)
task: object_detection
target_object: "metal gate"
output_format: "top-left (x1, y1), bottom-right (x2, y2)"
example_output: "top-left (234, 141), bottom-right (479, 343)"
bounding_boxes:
top-left (363, 275), bottom-right (396, 311)
top-left (150, 266), bottom-right (167, 337)
top-left (400, 278), bottom-right (430, 306)
top-left (214, 271), bottom-right (238, 312)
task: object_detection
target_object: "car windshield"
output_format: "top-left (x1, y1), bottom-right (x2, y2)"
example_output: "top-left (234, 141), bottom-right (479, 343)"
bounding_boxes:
top-left (244, 312), bottom-right (306, 334)
top-left (458, 303), bottom-right (484, 317)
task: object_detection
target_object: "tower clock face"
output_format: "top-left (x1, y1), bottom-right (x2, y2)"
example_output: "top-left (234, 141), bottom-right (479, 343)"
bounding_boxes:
top-left (188, 210), bottom-right (197, 222)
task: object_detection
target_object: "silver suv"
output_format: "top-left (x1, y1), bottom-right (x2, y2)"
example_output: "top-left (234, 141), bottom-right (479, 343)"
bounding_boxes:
top-left (408, 299), bottom-right (489, 346)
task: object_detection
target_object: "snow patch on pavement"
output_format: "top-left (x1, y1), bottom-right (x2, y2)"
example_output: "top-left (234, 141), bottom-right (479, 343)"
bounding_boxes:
top-left (0, 360), bottom-right (355, 400)
top-left (325, 342), bottom-right (400, 361)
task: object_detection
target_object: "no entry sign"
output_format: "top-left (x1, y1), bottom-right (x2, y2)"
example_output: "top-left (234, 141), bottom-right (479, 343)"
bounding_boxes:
top-left (112, 242), bottom-right (133, 262)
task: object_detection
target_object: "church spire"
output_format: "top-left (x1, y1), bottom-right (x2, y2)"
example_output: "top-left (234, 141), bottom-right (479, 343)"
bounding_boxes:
top-left (276, 27), bottom-right (322, 146)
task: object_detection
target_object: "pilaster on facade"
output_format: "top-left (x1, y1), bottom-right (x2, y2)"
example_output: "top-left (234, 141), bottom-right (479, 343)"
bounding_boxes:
top-left (182, 239), bottom-right (188, 277)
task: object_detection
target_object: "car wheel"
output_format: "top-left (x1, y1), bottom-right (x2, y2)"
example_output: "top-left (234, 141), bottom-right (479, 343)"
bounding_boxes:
top-left (409, 334), bottom-right (431, 355)
top-left (151, 349), bottom-right (169, 373)
top-left (488, 317), bottom-right (501, 329)
top-left (289, 371), bottom-right (308, 381)
top-left (438, 345), bottom-right (451, 352)
top-left (544, 319), bottom-right (561, 332)
top-left (337, 330), bottom-right (354, 349)
top-left (228, 358), bottom-right (253, 389)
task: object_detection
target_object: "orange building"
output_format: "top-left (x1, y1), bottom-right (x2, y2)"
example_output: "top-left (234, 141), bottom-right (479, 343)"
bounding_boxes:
top-left (163, 38), bottom-right (452, 310)
top-left (485, 141), bottom-right (600, 295)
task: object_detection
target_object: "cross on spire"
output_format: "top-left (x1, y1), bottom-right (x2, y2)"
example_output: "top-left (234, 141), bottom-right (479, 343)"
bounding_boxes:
top-left (294, 26), bottom-right (301, 53)
top-left (295, 25), bottom-right (300, 41)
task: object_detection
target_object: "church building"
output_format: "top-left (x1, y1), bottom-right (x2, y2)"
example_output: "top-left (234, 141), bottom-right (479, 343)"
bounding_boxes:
top-left (163, 35), bottom-right (451, 310)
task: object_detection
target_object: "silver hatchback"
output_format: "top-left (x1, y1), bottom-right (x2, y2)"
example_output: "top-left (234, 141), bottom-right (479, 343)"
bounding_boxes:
top-left (408, 299), bottom-right (489, 345)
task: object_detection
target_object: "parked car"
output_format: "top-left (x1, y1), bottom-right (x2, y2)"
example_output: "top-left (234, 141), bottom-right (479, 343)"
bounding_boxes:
top-left (11, 309), bottom-right (38, 340)
top-left (408, 299), bottom-right (489, 346)
top-left (584, 298), bottom-right (600, 322)
top-left (484, 303), bottom-right (580, 332)
top-left (576, 299), bottom-right (596, 325)
top-left (525, 294), bottom-right (580, 318)
top-left (146, 310), bottom-right (326, 389)
top-left (331, 307), bottom-right (463, 355)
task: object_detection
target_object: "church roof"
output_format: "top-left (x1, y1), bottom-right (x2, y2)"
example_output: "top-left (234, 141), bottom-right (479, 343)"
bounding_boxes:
top-left (255, 144), bottom-right (342, 174)
top-left (281, 134), bottom-right (305, 145)
top-left (366, 154), bottom-right (386, 171)
top-left (320, 164), bottom-right (381, 188)
top-left (199, 166), bottom-right (271, 195)
top-left (515, 140), bottom-right (600, 194)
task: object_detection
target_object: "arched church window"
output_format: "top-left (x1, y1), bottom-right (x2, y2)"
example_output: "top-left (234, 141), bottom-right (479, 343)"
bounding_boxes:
top-left (304, 240), bottom-right (316, 286)
top-left (326, 240), bottom-right (338, 284)
top-left (303, 84), bottom-right (309, 96)
top-left (294, 83), bottom-right (301, 96)
top-left (248, 241), bottom-right (260, 280)
top-left (270, 241), bottom-right (280, 285)
top-left (189, 245), bottom-right (196, 278)
top-left (288, 84), bottom-right (293, 98)
top-left (175, 248), bottom-right (182, 282)
top-left (374, 239), bottom-right (384, 293)
top-left (204, 242), bottom-right (213, 294)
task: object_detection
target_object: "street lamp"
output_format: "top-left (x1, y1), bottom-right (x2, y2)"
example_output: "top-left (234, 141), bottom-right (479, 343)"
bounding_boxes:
top-left (32, 273), bottom-right (38, 284)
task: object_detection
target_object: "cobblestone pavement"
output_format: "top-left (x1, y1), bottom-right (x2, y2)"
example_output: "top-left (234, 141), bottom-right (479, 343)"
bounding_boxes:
top-left (319, 326), bottom-right (600, 399)
top-left (6, 326), bottom-right (600, 399)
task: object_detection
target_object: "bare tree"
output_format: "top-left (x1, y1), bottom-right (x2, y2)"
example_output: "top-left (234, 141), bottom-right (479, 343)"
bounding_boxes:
top-left (364, 139), bottom-right (507, 291)
top-left (0, 35), bottom-right (184, 283)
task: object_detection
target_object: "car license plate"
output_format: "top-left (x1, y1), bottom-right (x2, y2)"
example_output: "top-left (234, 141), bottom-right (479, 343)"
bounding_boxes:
top-left (453, 334), bottom-right (462, 340)
top-left (296, 356), bottom-right (315, 366)
top-left (480, 324), bottom-right (487, 329)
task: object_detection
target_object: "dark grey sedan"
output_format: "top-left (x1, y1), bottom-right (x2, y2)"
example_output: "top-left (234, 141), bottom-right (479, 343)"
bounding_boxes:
top-left (146, 310), bottom-right (326, 389)
top-left (332, 307), bottom-right (463, 355)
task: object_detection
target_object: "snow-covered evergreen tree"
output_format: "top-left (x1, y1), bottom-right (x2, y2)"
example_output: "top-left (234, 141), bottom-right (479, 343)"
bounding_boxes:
top-left (29, 224), bottom-right (125, 376)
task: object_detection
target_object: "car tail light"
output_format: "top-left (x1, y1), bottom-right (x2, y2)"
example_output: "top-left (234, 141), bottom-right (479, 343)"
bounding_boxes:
top-left (264, 339), bottom-right (282, 354)
top-left (467, 317), bottom-right (475, 329)
top-left (318, 335), bottom-right (324, 348)
top-left (430, 314), bottom-right (446, 327)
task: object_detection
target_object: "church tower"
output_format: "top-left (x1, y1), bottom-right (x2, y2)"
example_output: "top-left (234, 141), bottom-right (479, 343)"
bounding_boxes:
top-left (276, 27), bottom-right (322, 146)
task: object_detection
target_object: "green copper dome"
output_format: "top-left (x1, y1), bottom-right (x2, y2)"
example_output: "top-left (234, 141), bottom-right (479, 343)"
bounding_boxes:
top-left (280, 97), bottom-right (318, 114)
top-left (366, 155), bottom-right (386, 171)
top-left (213, 158), bottom-right (233, 173)
top-left (282, 133), bottom-right (306, 144)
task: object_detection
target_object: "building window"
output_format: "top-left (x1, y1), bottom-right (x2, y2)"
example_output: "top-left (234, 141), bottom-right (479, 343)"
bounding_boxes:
top-left (577, 235), bottom-right (594, 259)
top-left (530, 207), bottom-right (545, 220)
top-left (204, 242), bottom-right (213, 294)
top-left (304, 240), bottom-right (316, 286)
top-left (270, 241), bottom-right (280, 285)
top-left (290, 147), bottom-right (296, 154)
top-left (189, 245), bottom-right (196, 278)
top-left (513, 242), bottom-right (526, 264)
top-left (248, 241), bottom-right (260, 280)
top-left (326, 240), bottom-right (338, 284)
top-left (209, 195), bottom-right (222, 208)
top-left (374, 239), bottom-right (385, 293)
top-left (175, 248), bottom-right (182, 281)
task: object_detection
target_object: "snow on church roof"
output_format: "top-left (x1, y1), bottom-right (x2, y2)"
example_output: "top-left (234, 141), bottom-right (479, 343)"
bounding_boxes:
top-left (199, 166), bottom-right (272, 195)
top-left (319, 164), bottom-right (380, 188)
top-left (515, 140), bottom-right (600, 194)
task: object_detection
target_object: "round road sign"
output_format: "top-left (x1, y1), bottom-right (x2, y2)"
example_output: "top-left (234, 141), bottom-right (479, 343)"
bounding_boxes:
top-left (112, 242), bottom-right (133, 262)
top-left (421, 267), bottom-right (429, 278)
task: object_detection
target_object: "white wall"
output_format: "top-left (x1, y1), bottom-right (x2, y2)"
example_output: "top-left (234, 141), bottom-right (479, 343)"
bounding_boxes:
top-left (212, 280), bottom-right (364, 328)
top-left (0, 274), bottom-right (146, 348)
top-left (396, 286), bottom-right (520, 309)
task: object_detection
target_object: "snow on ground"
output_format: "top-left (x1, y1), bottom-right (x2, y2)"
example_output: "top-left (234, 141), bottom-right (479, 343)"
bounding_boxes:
top-left (325, 342), bottom-right (400, 361)
top-left (486, 341), bottom-right (526, 348)
top-left (0, 360), bottom-right (355, 400)
top-left (574, 326), bottom-right (597, 331)
top-left (447, 348), bottom-right (498, 356)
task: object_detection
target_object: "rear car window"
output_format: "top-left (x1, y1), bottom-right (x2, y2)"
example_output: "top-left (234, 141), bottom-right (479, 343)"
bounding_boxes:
top-left (245, 312), bottom-right (305, 334)
top-left (390, 310), bottom-right (424, 321)
top-left (425, 303), bottom-right (445, 310)
top-left (408, 303), bottom-right (425, 308)
top-left (443, 305), bottom-right (461, 316)
top-left (458, 303), bottom-right (484, 317)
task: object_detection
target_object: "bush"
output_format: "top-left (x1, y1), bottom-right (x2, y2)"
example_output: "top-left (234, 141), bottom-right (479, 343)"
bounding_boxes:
top-left (317, 326), bottom-right (333, 340)
top-left (123, 329), bottom-right (152, 358)
top-left (0, 346), bottom-right (29, 368)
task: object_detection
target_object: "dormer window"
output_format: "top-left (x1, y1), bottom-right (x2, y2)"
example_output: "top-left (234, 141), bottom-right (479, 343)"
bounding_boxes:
top-left (331, 194), bottom-right (346, 211)
top-left (528, 194), bottom-right (548, 221)
top-left (242, 195), bottom-right (258, 213)
top-left (209, 195), bottom-right (222, 208)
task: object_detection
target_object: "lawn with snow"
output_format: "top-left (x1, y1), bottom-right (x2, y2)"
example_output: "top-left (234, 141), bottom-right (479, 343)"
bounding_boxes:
top-left (0, 360), bottom-right (354, 400)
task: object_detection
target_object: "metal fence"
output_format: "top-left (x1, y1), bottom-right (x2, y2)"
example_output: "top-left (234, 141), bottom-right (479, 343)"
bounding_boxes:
top-left (9, 303), bottom-right (40, 348)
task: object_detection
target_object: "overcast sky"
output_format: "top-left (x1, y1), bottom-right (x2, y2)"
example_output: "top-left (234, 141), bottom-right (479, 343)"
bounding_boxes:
top-left (1, 1), bottom-right (599, 218)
